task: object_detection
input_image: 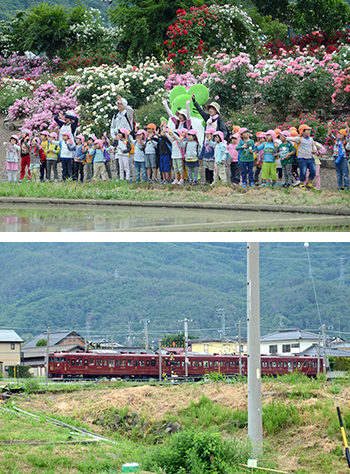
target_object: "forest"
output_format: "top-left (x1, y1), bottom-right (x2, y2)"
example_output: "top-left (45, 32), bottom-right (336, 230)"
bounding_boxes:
top-left (0, 242), bottom-right (348, 345)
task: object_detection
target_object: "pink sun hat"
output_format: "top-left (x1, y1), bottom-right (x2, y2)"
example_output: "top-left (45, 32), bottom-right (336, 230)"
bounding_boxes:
top-left (280, 130), bottom-right (291, 137)
top-left (239, 127), bottom-right (249, 134)
top-left (119, 128), bottom-right (129, 136)
top-left (213, 131), bottom-right (225, 142)
top-left (10, 134), bottom-right (19, 141)
top-left (76, 134), bottom-right (85, 143)
top-left (266, 129), bottom-right (277, 141)
top-left (205, 127), bottom-right (216, 134)
top-left (49, 132), bottom-right (58, 140)
top-left (188, 129), bottom-right (198, 135)
top-left (40, 131), bottom-right (49, 136)
top-left (94, 139), bottom-right (105, 151)
top-left (61, 130), bottom-right (74, 144)
top-left (21, 128), bottom-right (32, 137)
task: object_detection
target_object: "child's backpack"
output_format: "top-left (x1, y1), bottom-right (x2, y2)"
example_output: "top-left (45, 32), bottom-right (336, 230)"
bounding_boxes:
top-left (127, 140), bottom-right (135, 156)
top-left (39, 147), bottom-right (46, 162)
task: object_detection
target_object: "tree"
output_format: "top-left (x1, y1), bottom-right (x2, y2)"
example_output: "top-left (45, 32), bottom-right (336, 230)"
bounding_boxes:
top-left (162, 332), bottom-right (197, 347)
top-left (36, 338), bottom-right (47, 347)
top-left (251, 0), bottom-right (290, 22)
top-left (108, 0), bottom-right (204, 61)
top-left (292, 0), bottom-right (350, 34)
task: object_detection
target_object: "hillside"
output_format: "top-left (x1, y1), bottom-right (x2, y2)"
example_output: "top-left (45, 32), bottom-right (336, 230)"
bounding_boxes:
top-left (0, 0), bottom-right (108, 21)
top-left (0, 242), bottom-right (349, 344)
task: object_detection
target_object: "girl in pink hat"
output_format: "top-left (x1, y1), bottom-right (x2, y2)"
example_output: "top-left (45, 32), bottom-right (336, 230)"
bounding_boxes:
top-left (276, 131), bottom-right (295, 188)
top-left (19, 129), bottom-right (32, 182)
top-left (93, 139), bottom-right (108, 181)
top-left (199, 127), bottom-right (216, 184)
top-left (3, 135), bottom-right (20, 183)
top-left (255, 130), bottom-right (278, 187)
top-left (227, 133), bottom-right (241, 186)
top-left (178, 129), bottom-right (200, 185)
top-left (211, 131), bottom-right (230, 186)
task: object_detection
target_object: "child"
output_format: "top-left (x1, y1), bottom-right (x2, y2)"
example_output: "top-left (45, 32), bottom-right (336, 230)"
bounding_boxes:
top-left (19, 129), bottom-right (31, 182)
top-left (29, 137), bottom-right (42, 182)
top-left (166, 129), bottom-right (184, 185)
top-left (39, 131), bottom-right (50, 182)
top-left (211, 131), bottom-right (229, 186)
top-left (227, 133), bottom-right (240, 186)
top-left (93, 139), bottom-right (107, 181)
top-left (102, 133), bottom-right (113, 180)
top-left (256, 130), bottom-right (278, 187)
top-left (274, 129), bottom-right (283, 185)
top-left (128, 129), bottom-right (147, 182)
top-left (3, 134), bottom-right (20, 183)
top-left (327, 121), bottom-right (350, 190)
top-left (309, 141), bottom-right (326, 190)
top-left (157, 126), bottom-right (172, 183)
top-left (52, 131), bottom-right (75, 181)
top-left (286, 125), bottom-right (317, 190)
top-left (199, 127), bottom-right (216, 185)
top-left (236, 127), bottom-right (255, 188)
top-left (72, 134), bottom-right (85, 183)
top-left (289, 129), bottom-right (300, 186)
top-left (277, 131), bottom-right (295, 188)
top-left (254, 132), bottom-right (265, 185)
top-left (178, 130), bottom-right (200, 185)
top-left (162, 99), bottom-right (192, 130)
top-left (144, 123), bottom-right (159, 182)
top-left (116, 128), bottom-right (132, 181)
top-left (46, 132), bottom-right (60, 182)
top-left (84, 135), bottom-right (96, 182)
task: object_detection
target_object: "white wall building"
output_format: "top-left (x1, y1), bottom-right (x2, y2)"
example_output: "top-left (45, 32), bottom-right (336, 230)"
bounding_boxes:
top-left (260, 329), bottom-right (320, 356)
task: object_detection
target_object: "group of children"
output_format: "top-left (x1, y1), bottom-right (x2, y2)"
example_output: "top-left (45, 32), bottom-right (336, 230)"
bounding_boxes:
top-left (2, 102), bottom-right (349, 190)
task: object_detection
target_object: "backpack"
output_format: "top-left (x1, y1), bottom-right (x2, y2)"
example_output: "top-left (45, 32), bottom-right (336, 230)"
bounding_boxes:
top-left (127, 140), bottom-right (135, 155)
top-left (39, 147), bottom-right (46, 162)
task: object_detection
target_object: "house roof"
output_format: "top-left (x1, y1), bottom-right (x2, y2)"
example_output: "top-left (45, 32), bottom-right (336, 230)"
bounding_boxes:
top-left (260, 329), bottom-right (319, 343)
top-left (300, 344), bottom-right (350, 358)
top-left (190, 337), bottom-right (247, 344)
top-left (22, 331), bottom-right (82, 349)
top-left (0, 330), bottom-right (23, 343)
top-left (22, 344), bottom-right (85, 358)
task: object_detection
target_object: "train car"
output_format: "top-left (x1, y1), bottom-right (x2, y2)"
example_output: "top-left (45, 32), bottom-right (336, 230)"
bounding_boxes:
top-left (48, 351), bottom-right (323, 380)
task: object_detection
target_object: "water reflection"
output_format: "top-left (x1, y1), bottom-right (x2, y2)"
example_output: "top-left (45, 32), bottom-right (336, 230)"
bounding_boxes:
top-left (0, 205), bottom-right (348, 232)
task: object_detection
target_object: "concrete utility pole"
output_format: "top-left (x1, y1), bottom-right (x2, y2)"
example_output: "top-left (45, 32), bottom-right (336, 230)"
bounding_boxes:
top-left (247, 242), bottom-right (263, 457)
top-left (239, 321), bottom-right (242, 375)
top-left (178, 318), bottom-right (192, 376)
top-left (317, 332), bottom-right (321, 376)
top-left (140, 319), bottom-right (150, 352)
top-left (322, 324), bottom-right (326, 374)
top-left (45, 327), bottom-right (50, 387)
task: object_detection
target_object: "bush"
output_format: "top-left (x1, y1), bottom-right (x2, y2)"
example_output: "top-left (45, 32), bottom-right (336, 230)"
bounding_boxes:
top-left (227, 105), bottom-right (280, 137)
top-left (281, 112), bottom-right (330, 144)
top-left (263, 400), bottom-right (301, 435)
top-left (261, 70), bottom-right (301, 119)
top-left (140, 428), bottom-right (251, 474)
top-left (8, 366), bottom-right (32, 378)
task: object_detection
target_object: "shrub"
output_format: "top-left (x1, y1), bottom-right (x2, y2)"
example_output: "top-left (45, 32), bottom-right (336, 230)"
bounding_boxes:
top-left (261, 70), bottom-right (301, 119)
top-left (8, 366), bottom-right (32, 378)
top-left (263, 400), bottom-right (301, 435)
top-left (140, 428), bottom-right (251, 474)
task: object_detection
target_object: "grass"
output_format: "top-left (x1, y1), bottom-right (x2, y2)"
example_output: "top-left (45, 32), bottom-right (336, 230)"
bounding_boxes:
top-left (2, 375), bottom-right (350, 473)
top-left (0, 179), bottom-right (349, 209)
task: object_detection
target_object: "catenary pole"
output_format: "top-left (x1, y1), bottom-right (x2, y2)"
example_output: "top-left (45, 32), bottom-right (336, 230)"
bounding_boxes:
top-left (247, 242), bottom-right (263, 457)
top-left (45, 327), bottom-right (50, 387)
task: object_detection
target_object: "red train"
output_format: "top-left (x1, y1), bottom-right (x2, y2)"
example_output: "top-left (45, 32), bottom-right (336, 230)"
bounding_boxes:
top-left (48, 351), bottom-right (323, 379)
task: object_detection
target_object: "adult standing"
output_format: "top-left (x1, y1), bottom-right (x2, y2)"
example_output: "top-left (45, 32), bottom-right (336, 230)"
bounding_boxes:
top-left (54, 112), bottom-right (79, 139)
top-left (110, 96), bottom-right (135, 180)
top-left (191, 94), bottom-right (229, 142)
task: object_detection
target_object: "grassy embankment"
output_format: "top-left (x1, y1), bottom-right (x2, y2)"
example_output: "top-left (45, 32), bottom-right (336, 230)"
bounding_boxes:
top-left (1, 374), bottom-right (350, 474)
top-left (0, 180), bottom-right (349, 209)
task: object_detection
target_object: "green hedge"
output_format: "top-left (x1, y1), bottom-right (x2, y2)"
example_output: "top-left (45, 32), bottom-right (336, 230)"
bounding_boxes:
top-left (7, 366), bottom-right (32, 378)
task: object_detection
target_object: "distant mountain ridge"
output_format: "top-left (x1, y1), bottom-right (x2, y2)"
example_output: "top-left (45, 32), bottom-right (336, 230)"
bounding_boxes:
top-left (0, 242), bottom-right (349, 345)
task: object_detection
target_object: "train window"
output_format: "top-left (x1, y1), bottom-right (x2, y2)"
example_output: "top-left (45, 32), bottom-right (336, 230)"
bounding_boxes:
top-left (139, 360), bottom-right (144, 367)
top-left (115, 359), bottom-right (119, 366)
top-left (193, 360), bottom-right (197, 367)
top-left (182, 361), bottom-right (185, 367)
top-left (128, 360), bottom-right (133, 367)
top-left (71, 359), bottom-right (75, 366)
top-left (203, 360), bottom-right (208, 368)
top-left (297, 362), bottom-right (302, 368)
top-left (288, 361), bottom-right (292, 368)
top-left (294, 362), bottom-right (297, 368)
top-left (268, 362), bottom-right (272, 367)
top-left (109, 359), bottom-right (115, 367)
top-left (278, 361), bottom-right (283, 367)
top-left (214, 361), bottom-right (219, 367)
top-left (272, 362), bottom-right (277, 368)
top-left (49, 357), bottom-right (54, 363)
top-left (187, 361), bottom-right (191, 366)
top-left (262, 362), bottom-right (267, 367)
top-left (55, 357), bottom-right (65, 362)
top-left (284, 362), bottom-right (287, 368)
top-left (151, 359), bottom-right (156, 367)
top-left (242, 360), bottom-right (246, 366)
top-left (146, 360), bottom-right (150, 366)
top-left (209, 361), bottom-right (213, 367)
top-left (89, 359), bottom-right (95, 366)
top-left (97, 359), bottom-right (102, 366)
top-left (221, 361), bottom-right (225, 367)
top-left (121, 360), bottom-right (126, 367)
top-left (303, 362), bottom-right (308, 368)
top-left (103, 360), bottom-right (108, 367)
top-left (226, 361), bottom-right (229, 367)
top-left (199, 361), bottom-right (203, 367)
top-left (230, 361), bottom-right (235, 367)
top-left (84, 359), bottom-right (88, 366)
top-left (135, 360), bottom-right (138, 367)
top-left (77, 359), bottom-right (83, 366)
top-left (67, 359), bottom-right (70, 365)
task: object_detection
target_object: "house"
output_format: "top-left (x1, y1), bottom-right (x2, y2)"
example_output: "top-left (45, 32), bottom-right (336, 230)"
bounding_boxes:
top-left (190, 338), bottom-right (247, 355)
top-left (260, 328), bottom-right (320, 356)
top-left (22, 330), bottom-right (85, 377)
top-left (0, 330), bottom-right (23, 378)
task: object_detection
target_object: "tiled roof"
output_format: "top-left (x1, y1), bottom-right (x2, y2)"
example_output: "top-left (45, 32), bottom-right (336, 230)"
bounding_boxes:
top-left (260, 329), bottom-right (319, 342)
top-left (22, 331), bottom-right (82, 348)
